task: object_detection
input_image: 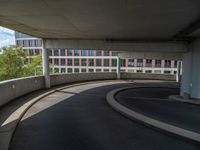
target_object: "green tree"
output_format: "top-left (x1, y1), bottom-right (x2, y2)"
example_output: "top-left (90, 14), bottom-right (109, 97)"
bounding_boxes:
top-left (0, 45), bottom-right (43, 81)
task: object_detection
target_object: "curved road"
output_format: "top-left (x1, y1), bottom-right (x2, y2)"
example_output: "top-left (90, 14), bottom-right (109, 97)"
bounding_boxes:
top-left (10, 81), bottom-right (200, 150)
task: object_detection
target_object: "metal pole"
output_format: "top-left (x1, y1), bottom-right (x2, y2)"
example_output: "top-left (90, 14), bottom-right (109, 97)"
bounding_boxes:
top-left (42, 39), bottom-right (51, 88)
top-left (176, 61), bottom-right (181, 83)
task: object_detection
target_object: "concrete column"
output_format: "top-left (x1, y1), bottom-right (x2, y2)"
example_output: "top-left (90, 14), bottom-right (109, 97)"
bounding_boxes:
top-left (181, 38), bottom-right (200, 99)
top-left (42, 40), bottom-right (51, 88)
top-left (176, 61), bottom-right (181, 82)
top-left (117, 57), bottom-right (121, 79)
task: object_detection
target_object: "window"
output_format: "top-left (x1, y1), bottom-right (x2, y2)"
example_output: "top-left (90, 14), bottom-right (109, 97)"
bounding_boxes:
top-left (154, 70), bottom-right (161, 74)
top-left (164, 70), bottom-right (171, 74)
top-left (81, 50), bottom-right (87, 56)
top-left (29, 40), bottom-right (34, 47)
top-left (112, 59), bottom-right (117, 67)
top-left (137, 70), bottom-right (143, 73)
top-left (145, 70), bottom-right (152, 73)
top-left (104, 69), bottom-right (109, 72)
top-left (174, 61), bottom-right (178, 68)
top-left (17, 40), bottom-right (22, 47)
top-left (104, 51), bottom-right (109, 56)
top-left (81, 68), bottom-right (87, 72)
top-left (120, 59), bottom-right (125, 67)
top-left (137, 59), bottom-right (143, 67)
top-left (89, 59), bottom-right (94, 66)
top-left (81, 59), bottom-right (87, 66)
top-left (96, 50), bottom-right (101, 56)
top-left (23, 40), bottom-right (29, 47)
top-left (88, 50), bottom-right (94, 56)
top-left (74, 68), bottom-right (79, 73)
top-left (96, 59), bottom-right (101, 66)
top-left (104, 59), bottom-right (109, 66)
top-left (61, 68), bottom-right (66, 73)
top-left (146, 59), bottom-right (152, 67)
top-left (29, 49), bottom-right (34, 56)
top-left (54, 49), bottom-right (59, 56)
top-left (35, 49), bottom-right (40, 55)
top-left (165, 60), bottom-right (171, 68)
top-left (49, 59), bottom-right (52, 64)
top-left (89, 69), bottom-right (94, 72)
top-left (54, 59), bottom-right (59, 65)
top-left (112, 69), bottom-right (117, 72)
top-left (155, 60), bottom-right (161, 68)
top-left (61, 59), bottom-right (66, 66)
top-left (35, 40), bottom-right (42, 47)
top-left (74, 49), bottom-right (79, 56)
top-left (112, 51), bottom-right (118, 56)
top-left (67, 68), bottom-right (73, 73)
top-left (74, 59), bottom-right (79, 66)
top-left (54, 68), bottom-right (59, 73)
top-left (60, 49), bottom-right (65, 56)
top-left (68, 59), bottom-right (72, 66)
top-left (96, 69), bottom-right (101, 72)
top-left (67, 49), bottom-right (72, 56)
top-left (128, 59), bottom-right (134, 67)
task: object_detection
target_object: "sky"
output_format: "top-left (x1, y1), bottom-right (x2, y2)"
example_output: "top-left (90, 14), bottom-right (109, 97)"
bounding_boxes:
top-left (0, 26), bottom-right (15, 48)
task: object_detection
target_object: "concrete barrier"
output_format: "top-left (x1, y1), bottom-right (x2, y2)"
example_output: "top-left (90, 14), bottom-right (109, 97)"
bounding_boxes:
top-left (50, 72), bottom-right (117, 86)
top-left (120, 73), bottom-right (176, 81)
top-left (0, 73), bottom-right (117, 107)
top-left (0, 76), bottom-right (44, 107)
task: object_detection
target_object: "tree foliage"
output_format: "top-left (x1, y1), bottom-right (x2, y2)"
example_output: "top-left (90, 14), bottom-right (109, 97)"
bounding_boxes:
top-left (0, 45), bottom-right (43, 81)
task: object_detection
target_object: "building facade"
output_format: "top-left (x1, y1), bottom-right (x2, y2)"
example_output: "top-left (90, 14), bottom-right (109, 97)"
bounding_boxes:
top-left (15, 32), bottom-right (178, 75)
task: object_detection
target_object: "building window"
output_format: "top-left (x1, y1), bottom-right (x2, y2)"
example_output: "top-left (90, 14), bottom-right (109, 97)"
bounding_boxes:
top-left (146, 59), bottom-right (152, 67)
top-left (112, 51), bottom-right (118, 56)
top-left (145, 70), bottom-right (152, 73)
top-left (96, 59), bottom-right (101, 66)
top-left (96, 69), bottom-right (101, 72)
top-left (35, 49), bottom-right (40, 55)
top-left (104, 51), bottom-right (109, 56)
top-left (104, 59), bottom-right (109, 66)
top-left (61, 68), bottom-right (66, 73)
top-left (137, 70), bottom-right (143, 73)
top-left (137, 59), bottom-right (143, 67)
top-left (128, 59), bottom-right (134, 67)
top-left (17, 40), bottom-right (22, 47)
top-left (104, 69), bottom-right (109, 72)
top-left (74, 59), bottom-right (79, 66)
top-left (155, 60), bottom-right (161, 68)
top-left (165, 60), bottom-right (171, 68)
top-left (89, 69), bottom-right (94, 72)
top-left (60, 49), bottom-right (65, 56)
top-left (23, 40), bottom-right (29, 47)
top-left (81, 59), bottom-right (87, 66)
top-left (54, 68), bottom-right (59, 73)
top-left (89, 59), bottom-right (94, 66)
top-left (81, 68), bottom-right (87, 72)
top-left (67, 68), bottom-right (73, 73)
top-left (35, 40), bottom-right (42, 47)
top-left (164, 70), bottom-right (171, 74)
top-left (112, 59), bottom-right (117, 67)
top-left (54, 49), bottom-right (59, 56)
top-left (67, 49), bottom-right (72, 56)
top-left (88, 50), bottom-right (94, 56)
top-left (29, 40), bottom-right (34, 47)
top-left (49, 58), bottom-right (52, 64)
top-left (74, 49), bottom-right (79, 56)
top-left (61, 59), bottom-right (66, 66)
top-left (81, 50), bottom-right (87, 56)
top-left (29, 49), bottom-right (34, 56)
top-left (96, 50), bottom-right (101, 56)
top-left (68, 59), bottom-right (72, 66)
top-left (120, 59), bottom-right (126, 67)
top-left (174, 61), bottom-right (178, 68)
top-left (54, 59), bottom-right (59, 65)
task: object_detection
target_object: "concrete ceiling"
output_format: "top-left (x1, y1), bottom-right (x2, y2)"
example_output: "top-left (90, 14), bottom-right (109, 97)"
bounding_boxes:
top-left (0, 0), bottom-right (200, 41)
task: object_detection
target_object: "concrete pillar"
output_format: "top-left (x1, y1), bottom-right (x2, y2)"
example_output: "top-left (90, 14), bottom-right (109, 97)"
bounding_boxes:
top-left (42, 40), bottom-right (51, 88)
top-left (176, 61), bottom-right (181, 82)
top-left (181, 38), bottom-right (200, 99)
top-left (117, 57), bottom-right (121, 79)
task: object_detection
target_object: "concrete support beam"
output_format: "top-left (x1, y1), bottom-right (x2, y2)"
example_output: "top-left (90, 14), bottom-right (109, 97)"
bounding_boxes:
top-left (42, 40), bottom-right (51, 88)
top-left (181, 38), bottom-right (200, 99)
top-left (45, 39), bottom-right (187, 53)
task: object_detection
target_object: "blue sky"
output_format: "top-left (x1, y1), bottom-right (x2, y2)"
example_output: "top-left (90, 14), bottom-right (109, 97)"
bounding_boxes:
top-left (0, 26), bottom-right (15, 48)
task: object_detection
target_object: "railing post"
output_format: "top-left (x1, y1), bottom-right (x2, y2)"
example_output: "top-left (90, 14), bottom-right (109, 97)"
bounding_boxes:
top-left (117, 56), bottom-right (121, 79)
top-left (42, 39), bottom-right (51, 88)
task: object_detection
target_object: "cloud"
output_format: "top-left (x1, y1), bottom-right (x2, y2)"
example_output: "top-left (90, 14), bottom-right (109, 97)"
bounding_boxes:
top-left (0, 26), bottom-right (15, 48)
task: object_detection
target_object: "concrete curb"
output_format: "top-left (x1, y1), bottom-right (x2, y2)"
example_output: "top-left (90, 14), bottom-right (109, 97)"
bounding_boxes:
top-left (106, 86), bottom-right (200, 143)
top-left (0, 80), bottom-right (124, 150)
top-left (169, 95), bottom-right (200, 105)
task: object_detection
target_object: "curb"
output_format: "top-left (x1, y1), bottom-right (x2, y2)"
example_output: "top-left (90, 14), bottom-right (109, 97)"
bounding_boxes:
top-left (169, 95), bottom-right (200, 105)
top-left (106, 86), bottom-right (200, 143)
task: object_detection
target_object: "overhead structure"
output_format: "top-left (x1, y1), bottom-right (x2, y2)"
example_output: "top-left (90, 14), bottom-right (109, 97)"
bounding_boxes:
top-left (0, 0), bottom-right (200, 98)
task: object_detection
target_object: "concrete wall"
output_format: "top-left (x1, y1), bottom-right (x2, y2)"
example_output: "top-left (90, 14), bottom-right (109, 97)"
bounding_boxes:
top-left (0, 76), bottom-right (44, 107)
top-left (121, 73), bottom-right (176, 81)
top-left (50, 72), bottom-right (117, 86)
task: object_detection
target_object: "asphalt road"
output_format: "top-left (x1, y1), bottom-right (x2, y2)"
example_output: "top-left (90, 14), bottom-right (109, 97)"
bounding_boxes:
top-left (116, 87), bottom-right (200, 134)
top-left (9, 81), bottom-right (200, 150)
